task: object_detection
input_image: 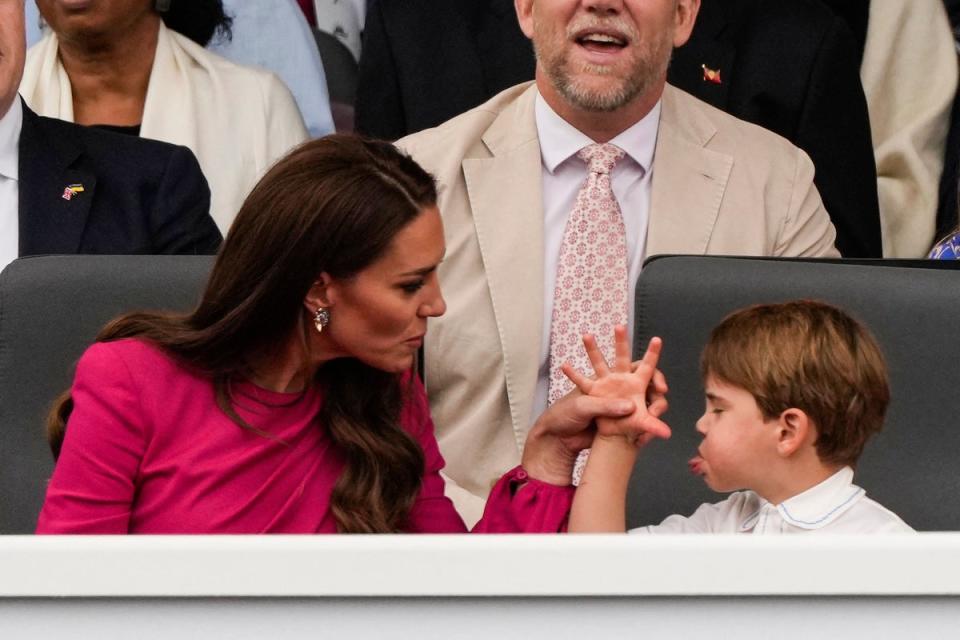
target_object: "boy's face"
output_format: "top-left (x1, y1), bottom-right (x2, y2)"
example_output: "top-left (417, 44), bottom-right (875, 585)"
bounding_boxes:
top-left (690, 374), bottom-right (778, 494)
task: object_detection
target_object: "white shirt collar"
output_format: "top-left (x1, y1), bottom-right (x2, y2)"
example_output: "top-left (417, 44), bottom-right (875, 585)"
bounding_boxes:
top-left (534, 91), bottom-right (661, 175)
top-left (740, 467), bottom-right (865, 531)
top-left (0, 98), bottom-right (22, 182)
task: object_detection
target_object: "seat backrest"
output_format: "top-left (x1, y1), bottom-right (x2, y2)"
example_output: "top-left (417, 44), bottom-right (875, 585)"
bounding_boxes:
top-left (0, 255), bottom-right (214, 533)
top-left (629, 256), bottom-right (960, 531)
top-left (312, 27), bottom-right (358, 131)
top-left (312, 28), bottom-right (358, 106)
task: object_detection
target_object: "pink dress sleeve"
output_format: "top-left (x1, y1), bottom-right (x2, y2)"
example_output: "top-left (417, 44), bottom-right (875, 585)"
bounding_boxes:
top-left (36, 342), bottom-right (146, 533)
top-left (400, 376), bottom-right (573, 533)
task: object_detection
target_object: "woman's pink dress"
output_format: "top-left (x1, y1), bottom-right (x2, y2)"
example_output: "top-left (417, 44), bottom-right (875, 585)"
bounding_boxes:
top-left (36, 339), bottom-right (572, 533)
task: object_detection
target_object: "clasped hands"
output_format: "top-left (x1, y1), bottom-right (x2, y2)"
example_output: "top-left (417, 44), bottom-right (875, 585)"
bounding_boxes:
top-left (521, 326), bottom-right (671, 486)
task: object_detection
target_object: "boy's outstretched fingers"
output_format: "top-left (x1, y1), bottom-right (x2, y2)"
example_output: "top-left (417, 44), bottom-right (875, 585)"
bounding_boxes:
top-left (581, 333), bottom-right (610, 376)
top-left (613, 325), bottom-right (631, 372)
top-left (561, 362), bottom-right (594, 394)
top-left (630, 363), bottom-right (668, 395)
top-left (640, 336), bottom-right (663, 370)
top-left (637, 412), bottom-right (672, 440)
top-left (651, 368), bottom-right (668, 395)
top-left (647, 393), bottom-right (669, 419)
top-left (643, 337), bottom-right (668, 416)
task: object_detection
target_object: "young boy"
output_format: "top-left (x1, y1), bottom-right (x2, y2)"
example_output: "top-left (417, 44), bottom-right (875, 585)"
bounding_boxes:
top-left (566, 300), bottom-right (913, 534)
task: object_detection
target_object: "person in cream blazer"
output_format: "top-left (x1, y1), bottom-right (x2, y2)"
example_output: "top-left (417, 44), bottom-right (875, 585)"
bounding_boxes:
top-left (400, 79), bottom-right (839, 525)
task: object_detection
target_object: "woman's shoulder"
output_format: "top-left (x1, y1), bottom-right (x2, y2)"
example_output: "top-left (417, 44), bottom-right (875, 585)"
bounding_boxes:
top-left (167, 27), bottom-right (293, 100)
top-left (78, 338), bottom-right (184, 382)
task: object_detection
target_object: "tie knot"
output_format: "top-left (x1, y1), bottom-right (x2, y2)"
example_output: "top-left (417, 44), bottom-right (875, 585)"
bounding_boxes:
top-left (577, 143), bottom-right (625, 175)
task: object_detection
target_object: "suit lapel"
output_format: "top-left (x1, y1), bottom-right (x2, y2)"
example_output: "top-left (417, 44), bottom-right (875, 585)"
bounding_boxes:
top-left (18, 105), bottom-right (96, 256)
top-left (647, 86), bottom-right (733, 256)
top-left (462, 86), bottom-right (544, 440)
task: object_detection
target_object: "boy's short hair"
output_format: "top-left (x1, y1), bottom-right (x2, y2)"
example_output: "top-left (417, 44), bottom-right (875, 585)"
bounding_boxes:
top-left (700, 300), bottom-right (889, 467)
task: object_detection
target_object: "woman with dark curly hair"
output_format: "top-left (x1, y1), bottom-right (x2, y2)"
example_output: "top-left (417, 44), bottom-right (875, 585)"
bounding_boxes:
top-left (155, 0), bottom-right (233, 47)
top-left (35, 136), bottom-right (661, 534)
top-left (20, 0), bottom-right (308, 233)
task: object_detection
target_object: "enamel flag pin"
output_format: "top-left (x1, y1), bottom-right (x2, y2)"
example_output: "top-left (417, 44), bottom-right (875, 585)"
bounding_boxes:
top-left (702, 64), bottom-right (722, 85)
top-left (61, 184), bottom-right (85, 201)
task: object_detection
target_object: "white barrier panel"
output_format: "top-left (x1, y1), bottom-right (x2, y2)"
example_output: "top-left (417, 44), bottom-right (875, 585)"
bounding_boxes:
top-left (2, 534), bottom-right (959, 638)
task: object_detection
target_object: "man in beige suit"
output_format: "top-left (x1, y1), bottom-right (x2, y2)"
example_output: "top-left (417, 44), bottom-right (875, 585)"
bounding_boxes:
top-left (400, 0), bottom-right (839, 525)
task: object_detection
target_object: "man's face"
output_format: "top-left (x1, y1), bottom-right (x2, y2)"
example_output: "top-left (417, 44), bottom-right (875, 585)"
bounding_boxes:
top-left (0, 0), bottom-right (26, 118)
top-left (690, 375), bottom-right (779, 495)
top-left (516, 0), bottom-right (698, 112)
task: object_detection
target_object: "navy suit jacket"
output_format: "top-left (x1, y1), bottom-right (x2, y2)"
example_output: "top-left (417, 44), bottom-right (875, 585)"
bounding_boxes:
top-left (17, 102), bottom-right (222, 257)
top-left (669, 0), bottom-right (880, 258)
top-left (355, 0), bottom-right (533, 142)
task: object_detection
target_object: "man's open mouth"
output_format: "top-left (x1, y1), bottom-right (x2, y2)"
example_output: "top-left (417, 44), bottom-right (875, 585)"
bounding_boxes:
top-left (575, 30), bottom-right (629, 53)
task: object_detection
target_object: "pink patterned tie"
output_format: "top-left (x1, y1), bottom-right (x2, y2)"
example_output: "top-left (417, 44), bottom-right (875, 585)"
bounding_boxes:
top-left (548, 143), bottom-right (629, 486)
top-left (547, 143), bottom-right (629, 405)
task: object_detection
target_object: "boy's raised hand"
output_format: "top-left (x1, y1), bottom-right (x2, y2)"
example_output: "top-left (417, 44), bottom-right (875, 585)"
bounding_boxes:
top-left (562, 326), bottom-right (671, 445)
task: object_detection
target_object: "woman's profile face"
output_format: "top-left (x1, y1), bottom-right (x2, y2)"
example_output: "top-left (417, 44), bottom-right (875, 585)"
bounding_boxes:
top-left (320, 205), bottom-right (447, 374)
top-left (37, 0), bottom-right (154, 41)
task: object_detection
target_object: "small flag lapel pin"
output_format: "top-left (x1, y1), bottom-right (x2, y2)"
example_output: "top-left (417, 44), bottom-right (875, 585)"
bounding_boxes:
top-left (702, 64), bottom-right (722, 85)
top-left (61, 184), bottom-right (85, 201)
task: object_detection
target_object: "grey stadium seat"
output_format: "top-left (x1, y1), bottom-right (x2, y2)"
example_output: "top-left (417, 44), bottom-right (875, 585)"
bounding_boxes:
top-left (629, 255), bottom-right (960, 531)
top-left (0, 255), bottom-right (214, 533)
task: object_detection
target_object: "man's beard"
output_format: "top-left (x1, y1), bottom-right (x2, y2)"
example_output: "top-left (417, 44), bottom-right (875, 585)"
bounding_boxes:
top-left (533, 17), bottom-right (672, 113)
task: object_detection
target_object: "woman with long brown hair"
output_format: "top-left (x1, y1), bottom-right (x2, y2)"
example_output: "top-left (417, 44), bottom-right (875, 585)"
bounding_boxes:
top-left (36, 135), bottom-right (658, 534)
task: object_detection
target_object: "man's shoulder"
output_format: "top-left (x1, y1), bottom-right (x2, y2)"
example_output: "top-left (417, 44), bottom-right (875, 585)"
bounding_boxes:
top-left (662, 84), bottom-right (802, 158)
top-left (26, 110), bottom-right (193, 174)
top-left (658, 85), bottom-right (810, 179)
top-left (398, 82), bottom-right (535, 164)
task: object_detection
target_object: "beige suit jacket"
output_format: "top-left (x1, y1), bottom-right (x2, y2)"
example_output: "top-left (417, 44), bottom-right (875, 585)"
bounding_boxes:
top-left (399, 82), bottom-right (838, 524)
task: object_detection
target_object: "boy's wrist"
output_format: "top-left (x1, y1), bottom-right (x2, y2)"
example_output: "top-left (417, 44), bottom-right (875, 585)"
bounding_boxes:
top-left (594, 432), bottom-right (643, 452)
top-left (594, 417), bottom-right (645, 448)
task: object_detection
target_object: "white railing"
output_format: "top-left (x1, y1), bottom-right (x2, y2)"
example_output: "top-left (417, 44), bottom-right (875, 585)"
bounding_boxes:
top-left (2, 534), bottom-right (959, 638)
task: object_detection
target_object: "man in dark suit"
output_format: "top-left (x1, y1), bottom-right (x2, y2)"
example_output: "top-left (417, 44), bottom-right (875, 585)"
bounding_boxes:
top-left (668, 0), bottom-right (880, 258)
top-left (0, 0), bottom-right (221, 271)
top-left (355, 0), bottom-right (535, 142)
top-left (356, 0), bottom-right (880, 258)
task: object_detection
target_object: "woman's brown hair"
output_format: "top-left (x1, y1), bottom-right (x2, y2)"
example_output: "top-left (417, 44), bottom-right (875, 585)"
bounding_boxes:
top-left (47, 135), bottom-right (438, 533)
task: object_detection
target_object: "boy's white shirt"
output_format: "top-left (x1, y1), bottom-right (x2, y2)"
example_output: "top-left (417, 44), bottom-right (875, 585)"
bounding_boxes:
top-left (630, 467), bottom-right (914, 534)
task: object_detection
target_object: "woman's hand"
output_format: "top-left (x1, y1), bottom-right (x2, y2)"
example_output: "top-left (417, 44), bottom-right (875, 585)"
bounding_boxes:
top-left (521, 388), bottom-right (637, 486)
top-left (563, 326), bottom-right (671, 447)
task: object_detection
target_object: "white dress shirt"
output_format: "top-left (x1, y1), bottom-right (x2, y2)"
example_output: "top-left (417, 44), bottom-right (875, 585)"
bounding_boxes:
top-left (630, 467), bottom-right (914, 534)
top-left (0, 99), bottom-right (22, 272)
top-left (533, 92), bottom-right (661, 418)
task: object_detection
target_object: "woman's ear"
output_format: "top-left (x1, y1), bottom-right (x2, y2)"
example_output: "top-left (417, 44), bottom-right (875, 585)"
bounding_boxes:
top-left (304, 274), bottom-right (334, 315)
top-left (775, 408), bottom-right (813, 458)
